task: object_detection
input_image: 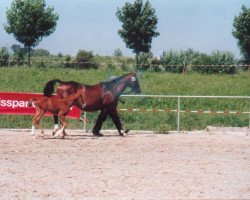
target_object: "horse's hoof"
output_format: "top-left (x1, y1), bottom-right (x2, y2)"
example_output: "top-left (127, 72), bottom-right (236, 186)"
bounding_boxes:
top-left (64, 132), bottom-right (69, 136)
top-left (93, 132), bottom-right (103, 137)
top-left (119, 130), bottom-right (128, 136)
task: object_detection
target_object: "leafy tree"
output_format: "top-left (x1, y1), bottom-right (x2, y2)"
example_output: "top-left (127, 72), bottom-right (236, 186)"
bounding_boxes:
top-left (232, 5), bottom-right (250, 63)
top-left (4, 0), bottom-right (59, 65)
top-left (116, 0), bottom-right (159, 66)
top-left (113, 48), bottom-right (123, 57)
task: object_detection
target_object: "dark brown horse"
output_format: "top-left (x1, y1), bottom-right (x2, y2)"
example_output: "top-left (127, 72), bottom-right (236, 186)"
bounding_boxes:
top-left (43, 71), bottom-right (141, 136)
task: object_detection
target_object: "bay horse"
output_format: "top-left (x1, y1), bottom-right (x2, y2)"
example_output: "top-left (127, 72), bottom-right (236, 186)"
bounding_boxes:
top-left (43, 71), bottom-right (141, 136)
top-left (28, 88), bottom-right (84, 139)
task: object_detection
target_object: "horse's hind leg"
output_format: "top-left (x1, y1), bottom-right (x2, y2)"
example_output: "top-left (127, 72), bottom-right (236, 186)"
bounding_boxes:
top-left (92, 109), bottom-right (109, 136)
top-left (109, 108), bottom-right (128, 136)
top-left (52, 115), bottom-right (59, 136)
top-left (54, 116), bottom-right (67, 139)
top-left (37, 122), bottom-right (45, 139)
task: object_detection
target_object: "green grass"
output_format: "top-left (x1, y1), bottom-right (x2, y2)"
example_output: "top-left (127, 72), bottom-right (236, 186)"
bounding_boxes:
top-left (0, 66), bottom-right (249, 131)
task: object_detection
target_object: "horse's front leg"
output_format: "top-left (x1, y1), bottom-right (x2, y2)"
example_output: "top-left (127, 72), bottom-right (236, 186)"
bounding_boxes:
top-left (35, 113), bottom-right (45, 139)
top-left (92, 109), bottom-right (109, 136)
top-left (31, 114), bottom-right (39, 136)
top-left (109, 108), bottom-right (129, 136)
top-left (31, 111), bottom-right (45, 139)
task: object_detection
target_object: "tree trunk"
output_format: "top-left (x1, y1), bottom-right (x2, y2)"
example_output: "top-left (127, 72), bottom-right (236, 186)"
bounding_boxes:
top-left (135, 52), bottom-right (139, 69)
top-left (28, 46), bottom-right (31, 66)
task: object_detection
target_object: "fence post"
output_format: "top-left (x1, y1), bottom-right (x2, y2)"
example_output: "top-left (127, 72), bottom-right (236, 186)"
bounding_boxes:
top-left (177, 96), bottom-right (180, 132)
top-left (83, 111), bottom-right (87, 133)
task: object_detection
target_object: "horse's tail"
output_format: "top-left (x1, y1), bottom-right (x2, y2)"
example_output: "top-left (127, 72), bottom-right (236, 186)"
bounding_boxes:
top-left (28, 98), bottom-right (37, 107)
top-left (43, 79), bottom-right (62, 97)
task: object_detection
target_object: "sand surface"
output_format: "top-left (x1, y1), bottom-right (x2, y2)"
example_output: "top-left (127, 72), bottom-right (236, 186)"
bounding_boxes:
top-left (0, 129), bottom-right (249, 199)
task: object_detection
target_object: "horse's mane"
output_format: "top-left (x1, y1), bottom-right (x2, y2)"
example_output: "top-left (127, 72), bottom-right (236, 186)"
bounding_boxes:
top-left (107, 72), bottom-right (132, 84)
top-left (43, 79), bottom-right (82, 97)
top-left (102, 73), bottom-right (132, 92)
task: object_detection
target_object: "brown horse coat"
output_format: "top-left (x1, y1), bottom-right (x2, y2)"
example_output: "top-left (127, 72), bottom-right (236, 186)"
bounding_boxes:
top-left (29, 89), bottom-right (83, 139)
top-left (43, 71), bottom-right (141, 136)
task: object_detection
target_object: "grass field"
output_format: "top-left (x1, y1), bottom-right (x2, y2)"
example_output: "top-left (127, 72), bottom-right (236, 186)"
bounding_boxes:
top-left (0, 66), bottom-right (249, 131)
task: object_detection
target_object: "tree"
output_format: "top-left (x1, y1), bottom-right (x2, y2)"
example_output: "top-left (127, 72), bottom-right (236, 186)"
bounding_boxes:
top-left (116, 0), bottom-right (159, 66)
top-left (113, 48), bottom-right (123, 57)
top-left (4, 0), bottom-right (59, 65)
top-left (232, 5), bottom-right (250, 63)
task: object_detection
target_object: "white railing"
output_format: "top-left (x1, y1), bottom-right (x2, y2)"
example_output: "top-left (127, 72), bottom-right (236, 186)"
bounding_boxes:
top-left (82, 95), bottom-right (250, 132)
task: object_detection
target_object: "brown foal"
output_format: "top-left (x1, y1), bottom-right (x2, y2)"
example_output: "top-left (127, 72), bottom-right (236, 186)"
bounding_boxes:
top-left (28, 89), bottom-right (83, 139)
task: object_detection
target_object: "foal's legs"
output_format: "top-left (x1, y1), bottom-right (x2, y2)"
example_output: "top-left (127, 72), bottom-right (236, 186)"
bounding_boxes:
top-left (31, 114), bottom-right (39, 135)
top-left (53, 115), bottom-right (67, 139)
top-left (92, 109), bottom-right (109, 136)
top-left (109, 108), bottom-right (128, 136)
top-left (32, 112), bottom-right (45, 139)
top-left (52, 115), bottom-right (69, 136)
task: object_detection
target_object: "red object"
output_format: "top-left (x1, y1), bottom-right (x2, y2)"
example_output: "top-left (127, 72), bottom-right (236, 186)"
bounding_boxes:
top-left (0, 92), bottom-right (81, 119)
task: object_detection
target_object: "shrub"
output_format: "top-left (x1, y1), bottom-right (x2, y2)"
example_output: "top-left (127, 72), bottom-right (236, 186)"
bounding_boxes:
top-left (75, 50), bottom-right (98, 69)
top-left (192, 51), bottom-right (237, 74)
top-left (0, 47), bottom-right (10, 66)
top-left (191, 53), bottom-right (213, 74)
top-left (210, 51), bottom-right (236, 74)
top-left (64, 55), bottom-right (73, 68)
top-left (136, 52), bottom-right (153, 71)
top-left (150, 57), bottom-right (162, 72)
top-left (161, 50), bottom-right (186, 73)
top-left (10, 44), bottom-right (25, 66)
top-left (31, 49), bottom-right (50, 57)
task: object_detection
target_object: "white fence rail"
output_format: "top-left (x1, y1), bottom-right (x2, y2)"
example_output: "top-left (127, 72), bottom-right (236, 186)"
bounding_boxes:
top-left (82, 95), bottom-right (250, 132)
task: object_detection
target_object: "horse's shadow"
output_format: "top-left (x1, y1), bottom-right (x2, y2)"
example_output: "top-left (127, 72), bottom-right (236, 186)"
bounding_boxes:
top-left (43, 133), bottom-right (129, 140)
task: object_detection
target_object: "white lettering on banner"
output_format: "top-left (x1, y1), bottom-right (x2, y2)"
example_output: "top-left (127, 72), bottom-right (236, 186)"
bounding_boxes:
top-left (0, 98), bottom-right (73, 110)
top-left (0, 98), bottom-right (29, 109)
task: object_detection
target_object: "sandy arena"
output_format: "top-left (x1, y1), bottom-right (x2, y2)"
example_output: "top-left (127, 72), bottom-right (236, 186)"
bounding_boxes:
top-left (0, 128), bottom-right (249, 199)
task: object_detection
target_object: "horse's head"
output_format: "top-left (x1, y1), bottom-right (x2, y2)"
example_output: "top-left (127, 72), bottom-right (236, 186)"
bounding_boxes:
top-left (127, 71), bottom-right (141, 94)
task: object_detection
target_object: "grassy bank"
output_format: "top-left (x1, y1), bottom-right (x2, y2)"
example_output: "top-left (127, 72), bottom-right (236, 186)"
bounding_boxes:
top-left (0, 66), bottom-right (249, 131)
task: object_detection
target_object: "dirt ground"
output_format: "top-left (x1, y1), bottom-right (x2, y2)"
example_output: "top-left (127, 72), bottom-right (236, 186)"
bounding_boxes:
top-left (0, 128), bottom-right (249, 200)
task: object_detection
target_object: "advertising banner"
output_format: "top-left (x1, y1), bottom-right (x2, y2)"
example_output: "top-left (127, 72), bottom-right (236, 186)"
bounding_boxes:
top-left (0, 92), bottom-right (81, 119)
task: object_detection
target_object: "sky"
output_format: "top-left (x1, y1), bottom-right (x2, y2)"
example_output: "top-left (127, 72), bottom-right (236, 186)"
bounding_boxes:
top-left (0, 0), bottom-right (250, 58)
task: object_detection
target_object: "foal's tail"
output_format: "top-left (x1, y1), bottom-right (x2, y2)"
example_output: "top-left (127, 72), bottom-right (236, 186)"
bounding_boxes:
top-left (28, 98), bottom-right (37, 107)
top-left (43, 79), bottom-right (62, 97)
